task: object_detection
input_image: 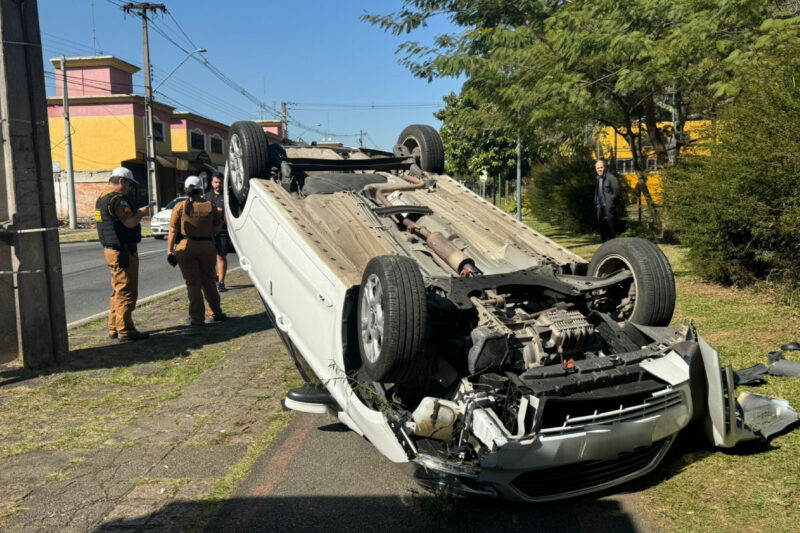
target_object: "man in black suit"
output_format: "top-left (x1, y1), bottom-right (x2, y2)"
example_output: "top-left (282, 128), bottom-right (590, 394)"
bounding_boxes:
top-left (594, 159), bottom-right (620, 242)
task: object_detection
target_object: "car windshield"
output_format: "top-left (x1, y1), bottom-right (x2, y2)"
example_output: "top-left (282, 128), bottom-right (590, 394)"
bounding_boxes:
top-left (165, 196), bottom-right (187, 209)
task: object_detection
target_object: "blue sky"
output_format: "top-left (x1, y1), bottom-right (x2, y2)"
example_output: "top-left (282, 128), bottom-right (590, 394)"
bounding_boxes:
top-left (38, 0), bottom-right (464, 150)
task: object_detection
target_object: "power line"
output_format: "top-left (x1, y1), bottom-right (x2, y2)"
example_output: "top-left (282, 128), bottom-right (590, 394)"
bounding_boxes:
top-left (293, 102), bottom-right (442, 109)
top-left (147, 18), bottom-right (281, 118)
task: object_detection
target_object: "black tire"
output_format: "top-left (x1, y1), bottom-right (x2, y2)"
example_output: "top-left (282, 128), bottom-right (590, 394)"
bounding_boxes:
top-left (228, 121), bottom-right (270, 204)
top-left (358, 255), bottom-right (428, 384)
top-left (397, 124), bottom-right (445, 174)
top-left (587, 237), bottom-right (675, 326)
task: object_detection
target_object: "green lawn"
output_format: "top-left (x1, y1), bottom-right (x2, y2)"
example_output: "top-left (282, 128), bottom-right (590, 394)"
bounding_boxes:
top-left (526, 218), bottom-right (800, 533)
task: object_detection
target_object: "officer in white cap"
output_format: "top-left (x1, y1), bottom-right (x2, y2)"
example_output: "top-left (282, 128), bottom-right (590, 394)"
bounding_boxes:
top-left (95, 167), bottom-right (150, 341)
top-left (167, 175), bottom-right (227, 325)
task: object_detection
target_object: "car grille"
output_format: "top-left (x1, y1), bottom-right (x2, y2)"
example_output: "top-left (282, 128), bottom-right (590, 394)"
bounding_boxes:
top-left (510, 438), bottom-right (672, 499)
top-left (538, 388), bottom-right (683, 435)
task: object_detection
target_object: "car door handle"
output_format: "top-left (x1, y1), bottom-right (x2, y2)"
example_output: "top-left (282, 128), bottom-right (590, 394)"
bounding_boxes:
top-left (239, 255), bottom-right (251, 272)
top-left (274, 314), bottom-right (290, 332)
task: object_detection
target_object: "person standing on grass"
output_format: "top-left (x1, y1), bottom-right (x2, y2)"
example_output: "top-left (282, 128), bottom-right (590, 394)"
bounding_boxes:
top-left (208, 174), bottom-right (233, 292)
top-left (594, 159), bottom-right (620, 242)
top-left (95, 167), bottom-right (150, 342)
top-left (167, 176), bottom-right (227, 326)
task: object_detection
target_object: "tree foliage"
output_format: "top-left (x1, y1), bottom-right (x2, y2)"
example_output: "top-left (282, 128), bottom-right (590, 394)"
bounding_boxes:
top-left (663, 44), bottom-right (800, 285)
top-left (434, 90), bottom-right (536, 193)
top-left (365, 1), bottom-right (800, 167)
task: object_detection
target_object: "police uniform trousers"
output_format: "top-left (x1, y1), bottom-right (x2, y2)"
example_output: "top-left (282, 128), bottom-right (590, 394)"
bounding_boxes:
top-left (104, 248), bottom-right (139, 335)
top-left (175, 239), bottom-right (222, 322)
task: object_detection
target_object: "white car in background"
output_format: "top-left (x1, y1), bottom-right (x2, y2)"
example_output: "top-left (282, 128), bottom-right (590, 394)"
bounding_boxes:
top-left (223, 121), bottom-right (796, 502)
top-left (149, 196), bottom-right (186, 239)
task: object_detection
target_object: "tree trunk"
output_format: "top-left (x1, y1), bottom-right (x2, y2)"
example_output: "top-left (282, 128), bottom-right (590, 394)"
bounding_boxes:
top-left (643, 93), bottom-right (667, 164)
top-left (625, 130), bottom-right (662, 232)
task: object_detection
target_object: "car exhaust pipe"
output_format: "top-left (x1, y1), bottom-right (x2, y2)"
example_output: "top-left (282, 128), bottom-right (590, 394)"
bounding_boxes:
top-left (375, 173), bottom-right (478, 277)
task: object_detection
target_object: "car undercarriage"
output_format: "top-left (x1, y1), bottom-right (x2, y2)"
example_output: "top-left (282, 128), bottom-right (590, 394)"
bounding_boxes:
top-left (224, 122), bottom-right (798, 501)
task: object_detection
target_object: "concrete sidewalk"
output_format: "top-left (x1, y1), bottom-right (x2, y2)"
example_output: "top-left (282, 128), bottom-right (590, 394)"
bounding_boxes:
top-left (0, 269), bottom-right (300, 531)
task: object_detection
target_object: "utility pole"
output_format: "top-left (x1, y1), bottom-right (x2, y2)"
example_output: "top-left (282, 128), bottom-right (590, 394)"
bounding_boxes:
top-left (0, 0), bottom-right (69, 367)
top-left (359, 130), bottom-right (364, 148)
top-left (60, 56), bottom-right (77, 229)
top-left (281, 102), bottom-right (288, 140)
top-left (516, 134), bottom-right (522, 221)
top-left (122, 3), bottom-right (165, 212)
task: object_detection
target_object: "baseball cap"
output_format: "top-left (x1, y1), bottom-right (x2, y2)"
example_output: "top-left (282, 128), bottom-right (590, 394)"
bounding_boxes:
top-left (184, 175), bottom-right (202, 189)
top-left (111, 167), bottom-right (139, 185)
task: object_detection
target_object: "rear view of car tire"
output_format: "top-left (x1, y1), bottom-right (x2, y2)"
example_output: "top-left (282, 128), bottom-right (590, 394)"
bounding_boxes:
top-left (228, 121), bottom-right (270, 204)
top-left (588, 237), bottom-right (676, 326)
top-left (397, 124), bottom-right (445, 174)
top-left (358, 255), bottom-right (428, 384)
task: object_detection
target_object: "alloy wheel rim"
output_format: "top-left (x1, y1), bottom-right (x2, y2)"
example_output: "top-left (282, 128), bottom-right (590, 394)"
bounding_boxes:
top-left (229, 134), bottom-right (244, 192)
top-left (360, 274), bottom-right (384, 363)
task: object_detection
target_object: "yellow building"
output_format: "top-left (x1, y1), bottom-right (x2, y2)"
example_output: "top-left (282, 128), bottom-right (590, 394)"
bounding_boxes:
top-left (596, 120), bottom-right (711, 204)
top-left (47, 56), bottom-right (234, 217)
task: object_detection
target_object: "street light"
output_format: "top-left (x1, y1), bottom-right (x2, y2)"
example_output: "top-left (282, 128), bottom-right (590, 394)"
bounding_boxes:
top-left (153, 48), bottom-right (207, 92)
top-left (145, 48), bottom-right (205, 213)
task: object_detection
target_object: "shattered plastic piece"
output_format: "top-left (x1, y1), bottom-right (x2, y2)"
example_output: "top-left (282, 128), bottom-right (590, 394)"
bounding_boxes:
top-left (640, 351), bottom-right (690, 385)
top-left (780, 341), bottom-right (800, 352)
top-left (768, 359), bottom-right (800, 378)
top-left (767, 351), bottom-right (785, 363)
top-left (738, 391), bottom-right (799, 439)
top-left (733, 364), bottom-right (768, 386)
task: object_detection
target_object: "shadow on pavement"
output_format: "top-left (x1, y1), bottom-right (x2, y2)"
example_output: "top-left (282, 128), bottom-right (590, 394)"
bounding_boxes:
top-left (0, 367), bottom-right (41, 387)
top-left (63, 311), bottom-right (273, 373)
top-left (96, 493), bottom-right (644, 533)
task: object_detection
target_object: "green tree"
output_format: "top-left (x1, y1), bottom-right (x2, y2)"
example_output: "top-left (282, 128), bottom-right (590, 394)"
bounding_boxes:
top-left (365, 1), bottom-right (800, 226)
top-left (663, 44), bottom-right (800, 285)
top-left (434, 89), bottom-right (537, 203)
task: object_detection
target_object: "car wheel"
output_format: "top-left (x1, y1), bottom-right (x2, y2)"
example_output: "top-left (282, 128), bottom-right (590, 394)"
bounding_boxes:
top-left (228, 121), bottom-right (270, 204)
top-left (358, 255), bottom-right (428, 384)
top-left (397, 124), bottom-right (445, 174)
top-left (588, 237), bottom-right (676, 326)
top-left (153, 235), bottom-right (165, 240)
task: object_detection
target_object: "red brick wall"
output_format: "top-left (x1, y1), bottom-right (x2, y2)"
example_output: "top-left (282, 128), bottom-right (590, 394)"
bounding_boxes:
top-left (76, 182), bottom-right (110, 218)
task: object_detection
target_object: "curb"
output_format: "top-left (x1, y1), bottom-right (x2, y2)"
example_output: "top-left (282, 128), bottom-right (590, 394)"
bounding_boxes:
top-left (67, 266), bottom-right (242, 330)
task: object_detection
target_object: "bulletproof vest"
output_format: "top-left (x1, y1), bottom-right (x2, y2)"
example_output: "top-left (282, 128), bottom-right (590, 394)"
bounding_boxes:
top-left (95, 192), bottom-right (142, 247)
top-left (180, 198), bottom-right (215, 239)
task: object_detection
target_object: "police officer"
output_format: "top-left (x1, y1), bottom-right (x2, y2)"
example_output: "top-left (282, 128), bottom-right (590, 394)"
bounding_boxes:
top-left (167, 176), bottom-right (226, 325)
top-left (208, 174), bottom-right (232, 292)
top-left (95, 167), bottom-right (150, 342)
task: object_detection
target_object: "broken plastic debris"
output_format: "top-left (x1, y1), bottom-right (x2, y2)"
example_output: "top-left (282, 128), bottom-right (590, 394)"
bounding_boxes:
top-left (767, 359), bottom-right (800, 378)
top-left (738, 391), bottom-right (799, 439)
top-left (733, 364), bottom-right (768, 386)
top-left (768, 351), bottom-right (784, 363)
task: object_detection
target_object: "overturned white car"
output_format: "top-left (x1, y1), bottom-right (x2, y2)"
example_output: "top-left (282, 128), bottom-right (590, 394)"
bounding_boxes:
top-left (224, 122), bottom-right (795, 501)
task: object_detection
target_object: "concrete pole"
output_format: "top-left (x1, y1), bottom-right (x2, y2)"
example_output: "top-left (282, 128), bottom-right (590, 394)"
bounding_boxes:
top-left (281, 102), bottom-right (288, 140)
top-left (0, 0), bottom-right (68, 367)
top-left (516, 134), bottom-right (522, 221)
top-left (141, 11), bottom-right (159, 212)
top-left (60, 56), bottom-right (77, 229)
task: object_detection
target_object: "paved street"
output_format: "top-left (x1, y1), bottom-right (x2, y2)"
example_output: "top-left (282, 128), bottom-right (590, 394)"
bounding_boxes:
top-left (206, 413), bottom-right (654, 533)
top-left (60, 237), bottom-right (237, 324)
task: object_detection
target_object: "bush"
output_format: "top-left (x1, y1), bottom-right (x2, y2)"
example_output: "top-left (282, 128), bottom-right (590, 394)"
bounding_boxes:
top-left (527, 151), bottom-right (628, 233)
top-left (663, 46), bottom-right (800, 285)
